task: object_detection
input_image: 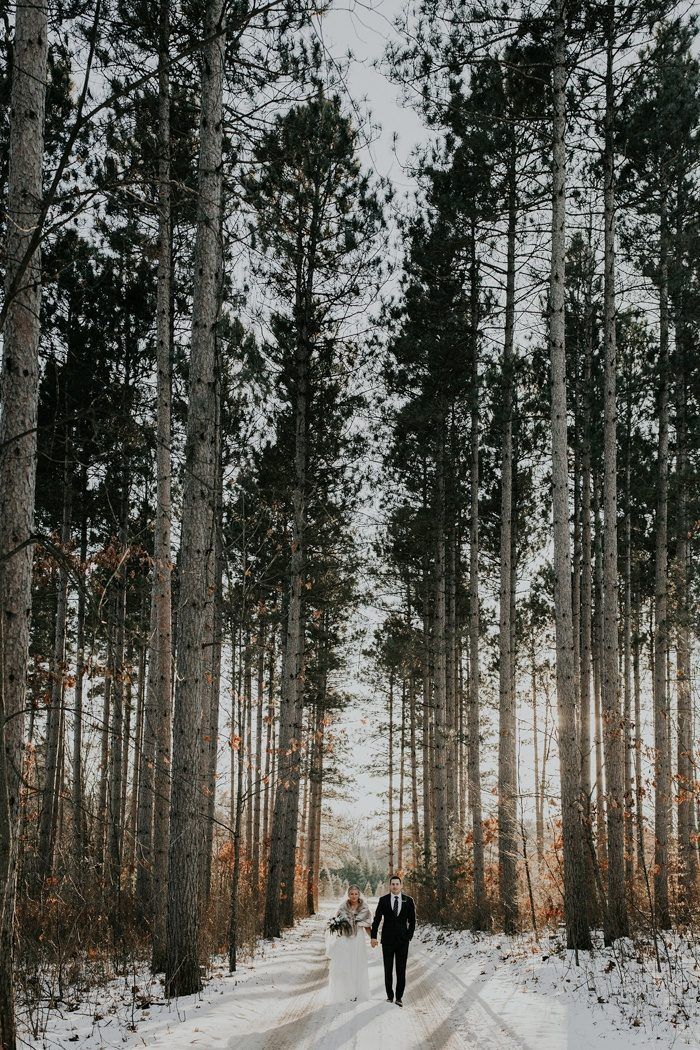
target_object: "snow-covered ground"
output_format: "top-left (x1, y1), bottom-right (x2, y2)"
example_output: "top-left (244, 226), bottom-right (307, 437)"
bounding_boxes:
top-left (22, 902), bottom-right (700, 1049)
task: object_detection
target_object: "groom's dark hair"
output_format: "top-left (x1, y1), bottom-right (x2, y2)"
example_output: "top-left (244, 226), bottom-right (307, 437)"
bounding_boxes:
top-left (389, 875), bottom-right (402, 882)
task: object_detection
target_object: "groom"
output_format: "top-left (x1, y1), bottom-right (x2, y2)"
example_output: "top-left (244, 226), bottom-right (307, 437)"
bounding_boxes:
top-left (370, 875), bottom-right (416, 1007)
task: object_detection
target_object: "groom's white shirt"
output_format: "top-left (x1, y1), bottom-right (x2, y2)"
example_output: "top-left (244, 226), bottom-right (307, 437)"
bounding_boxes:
top-left (391, 893), bottom-right (402, 915)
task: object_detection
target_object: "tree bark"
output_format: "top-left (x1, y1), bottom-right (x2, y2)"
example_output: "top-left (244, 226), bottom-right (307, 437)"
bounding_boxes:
top-left (388, 670), bottom-right (395, 873)
top-left (593, 480), bottom-right (608, 872)
top-left (165, 0), bottom-right (225, 995)
top-left (548, 3), bottom-right (592, 951)
top-left (72, 485), bottom-right (88, 878)
top-left (251, 620), bottom-right (265, 901)
top-left (601, 9), bottom-right (629, 942)
top-left (498, 150), bottom-right (518, 934)
top-left (433, 436), bottom-right (449, 899)
top-left (653, 182), bottom-right (672, 932)
top-left (468, 224), bottom-right (487, 930)
top-left (675, 329), bottom-right (697, 906)
top-left (148, 0), bottom-right (174, 967)
top-left (398, 678), bottom-right (406, 873)
top-left (264, 290), bottom-right (309, 938)
top-left (37, 451), bottom-right (72, 883)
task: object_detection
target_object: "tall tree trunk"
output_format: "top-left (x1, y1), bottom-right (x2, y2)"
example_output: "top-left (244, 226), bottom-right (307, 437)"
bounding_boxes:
top-left (135, 585), bottom-right (157, 916)
top-left (165, 0), bottom-right (225, 995)
top-left (580, 269), bottom-right (595, 893)
top-left (228, 678), bottom-right (246, 972)
top-left (409, 668), bottom-right (420, 871)
top-left (498, 149), bottom-right (518, 934)
top-left (632, 598), bottom-right (644, 872)
top-left (262, 632), bottom-right (275, 866)
top-left (141, 0), bottom-right (174, 963)
top-left (675, 330), bottom-right (697, 907)
top-left (264, 282), bottom-right (309, 939)
top-left (97, 614), bottom-right (114, 873)
top-left (421, 555), bottom-right (432, 868)
top-left (601, 11), bottom-right (628, 943)
top-left (593, 481), bottom-right (608, 872)
top-left (128, 608), bottom-right (147, 878)
top-left (108, 551), bottom-right (128, 933)
top-left (388, 670), bottom-right (395, 873)
top-left (0, 3), bottom-right (48, 1038)
top-left (625, 438), bottom-right (633, 881)
top-left (653, 181), bottom-right (672, 932)
top-left (72, 484), bottom-right (88, 877)
top-left (244, 637), bottom-right (253, 859)
top-left (468, 224), bottom-right (487, 930)
top-left (398, 679), bottom-right (406, 873)
top-left (622, 408), bottom-right (633, 884)
top-left (305, 683), bottom-right (324, 916)
top-left (37, 453), bottom-right (72, 883)
top-left (251, 621), bottom-right (265, 901)
top-left (548, 4), bottom-right (592, 952)
top-left (433, 436), bottom-right (449, 900)
top-left (531, 638), bottom-right (544, 864)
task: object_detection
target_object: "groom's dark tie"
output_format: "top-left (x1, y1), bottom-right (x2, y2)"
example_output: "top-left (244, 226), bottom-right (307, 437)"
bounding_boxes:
top-left (393, 896), bottom-right (398, 918)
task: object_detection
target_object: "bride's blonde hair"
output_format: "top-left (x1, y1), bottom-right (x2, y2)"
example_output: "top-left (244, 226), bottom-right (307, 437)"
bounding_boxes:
top-left (347, 884), bottom-right (363, 903)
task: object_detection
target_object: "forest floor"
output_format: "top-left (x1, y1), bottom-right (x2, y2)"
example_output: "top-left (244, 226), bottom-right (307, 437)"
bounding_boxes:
top-left (22, 901), bottom-right (700, 1049)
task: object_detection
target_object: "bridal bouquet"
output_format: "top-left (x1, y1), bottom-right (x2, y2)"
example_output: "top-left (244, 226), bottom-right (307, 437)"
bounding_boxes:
top-left (327, 915), bottom-right (354, 938)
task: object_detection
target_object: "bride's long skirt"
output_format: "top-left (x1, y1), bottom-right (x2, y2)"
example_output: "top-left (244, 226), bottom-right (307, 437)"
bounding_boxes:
top-left (325, 930), bottom-right (370, 1004)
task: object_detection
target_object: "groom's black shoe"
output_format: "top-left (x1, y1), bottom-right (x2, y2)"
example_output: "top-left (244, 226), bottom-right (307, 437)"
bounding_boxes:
top-left (395, 999), bottom-right (403, 1007)
top-left (386, 995), bottom-right (394, 1003)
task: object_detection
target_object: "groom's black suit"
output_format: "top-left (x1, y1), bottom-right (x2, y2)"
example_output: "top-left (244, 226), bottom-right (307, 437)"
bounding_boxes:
top-left (371, 893), bottom-right (416, 1002)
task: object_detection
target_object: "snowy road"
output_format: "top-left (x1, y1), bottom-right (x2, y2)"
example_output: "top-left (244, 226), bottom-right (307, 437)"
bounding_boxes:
top-left (123, 907), bottom-right (495, 1050)
top-left (33, 903), bottom-right (699, 1049)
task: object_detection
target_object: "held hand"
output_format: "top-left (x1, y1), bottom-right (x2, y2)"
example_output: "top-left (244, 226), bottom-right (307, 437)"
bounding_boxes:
top-left (371, 939), bottom-right (378, 948)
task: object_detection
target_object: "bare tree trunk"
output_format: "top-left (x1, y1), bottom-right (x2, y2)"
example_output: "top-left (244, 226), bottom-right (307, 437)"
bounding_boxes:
top-left (580, 250), bottom-right (594, 831)
top-left (135, 583), bottom-right (156, 907)
top-left (128, 614), bottom-right (147, 878)
top-left (398, 679), bottom-right (406, 873)
top-left (120, 668), bottom-right (133, 855)
top-left (433, 437), bottom-right (449, 900)
top-left (201, 490), bottom-right (222, 909)
top-left (72, 490), bottom-right (88, 877)
top-left (421, 559), bottom-right (432, 867)
top-left (97, 619), bottom-right (114, 873)
top-left (108, 561), bottom-right (128, 933)
top-left (251, 621), bottom-right (265, 901)
top-left (548, 3), bottom-right (591, 951)
top-left (38, 456), bottom-right (72, 883)
top-left (593, 481), bottom-right (608, 872)
top-left (468, 225), bottom-right (487, 930)
top-left (653, 182), bottom-right (672, 932)
top-left (165, 0), bottom-right (225, 995)
top-left (601, 11), bottom-right (628, 943)
top-left (262, 633), bottom-right (275, 865)
top-left (498, 154), bottom-right (518, 933)
top-left (264, 309), bottom-right (309, 939)
top-left (388, 670), bottom-right (395, 873)
top-left (531, 638), bottom-right (544, 865)
top-left (623, 411), bottom-right (634, 885)
top-left (139, 0), bottom-right (174, 965)
top-left (633, 600), bottom-right (644, 872)
top-left (305, 683), bottom-right (324, 915)
top-left (675, 332), bottom-right (697, 906)
top-left (405, 583), bottom-right (421, 869)
top-left (0, 1), bottom-right (48, 1034)
top-left (244, 637), bottom-right (253, 859)
top-left (228, 681), bottom-right (246, 972)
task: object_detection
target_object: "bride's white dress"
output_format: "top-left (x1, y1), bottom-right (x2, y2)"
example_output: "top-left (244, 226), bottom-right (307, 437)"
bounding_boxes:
top-left (325, 906), bottom-right (371, 1004)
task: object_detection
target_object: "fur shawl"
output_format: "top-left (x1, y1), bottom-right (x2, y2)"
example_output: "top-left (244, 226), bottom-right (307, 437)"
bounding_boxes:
top-left (335, 898), bottom-right (372, 931)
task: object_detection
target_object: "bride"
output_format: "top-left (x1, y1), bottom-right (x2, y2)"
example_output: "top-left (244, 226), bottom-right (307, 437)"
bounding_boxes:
top-left (325, 885), bottom-right (372, 1004)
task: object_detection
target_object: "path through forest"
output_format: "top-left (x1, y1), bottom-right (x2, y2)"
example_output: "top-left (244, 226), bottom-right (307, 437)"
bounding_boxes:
top-left (36, 901), bottom-right (694, 1049)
